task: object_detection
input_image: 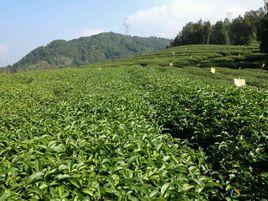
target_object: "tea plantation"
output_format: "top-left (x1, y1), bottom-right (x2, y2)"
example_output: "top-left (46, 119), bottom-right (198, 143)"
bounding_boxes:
top-left (0, 45), bottom-right (267, 200)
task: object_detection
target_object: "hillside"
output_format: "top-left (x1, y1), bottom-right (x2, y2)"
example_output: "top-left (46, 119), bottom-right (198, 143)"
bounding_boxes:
top-left (0, 45), bottom-right (267, 200)
top-left (94, 44), bottom-right (267, 89)
top-left (116, 44), bottom-right (267, 69)
top-left (11, 32), bottom-right (170, 71)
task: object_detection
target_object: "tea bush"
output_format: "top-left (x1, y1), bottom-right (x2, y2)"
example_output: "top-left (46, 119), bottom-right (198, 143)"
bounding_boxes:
top-left (0, 45), bottom-right (267, 200)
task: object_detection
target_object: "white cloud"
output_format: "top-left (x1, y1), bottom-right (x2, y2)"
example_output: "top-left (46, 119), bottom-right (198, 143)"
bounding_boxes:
top-left (0, 44), bottom-right (8, 55)
top-left (129, 0), bottom-right (264, 38)
top-left (79, 28), bottom-right (104, 37)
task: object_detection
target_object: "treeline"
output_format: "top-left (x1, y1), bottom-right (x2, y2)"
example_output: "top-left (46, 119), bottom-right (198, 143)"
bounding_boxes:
top-left (171, 4), bottom-right (267, 51)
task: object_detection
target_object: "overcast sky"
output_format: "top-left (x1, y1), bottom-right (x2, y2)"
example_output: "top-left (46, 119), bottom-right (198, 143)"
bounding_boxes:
top-left (0, 0), bottom-right (264, 65)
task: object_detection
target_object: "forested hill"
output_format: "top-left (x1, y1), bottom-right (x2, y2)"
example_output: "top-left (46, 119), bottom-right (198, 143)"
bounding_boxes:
top-left (11, 32), bottom-right (170, 71)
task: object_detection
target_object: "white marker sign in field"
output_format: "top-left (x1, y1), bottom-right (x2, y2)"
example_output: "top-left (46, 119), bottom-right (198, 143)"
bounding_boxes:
top-left (211, 68), bottom-right (216, 74)
top-left (234, 78), bottom-right (246, 87)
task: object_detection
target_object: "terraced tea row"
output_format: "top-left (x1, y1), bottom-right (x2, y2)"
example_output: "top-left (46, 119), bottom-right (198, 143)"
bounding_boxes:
top-left (0, 66), bottom-right (267, 200)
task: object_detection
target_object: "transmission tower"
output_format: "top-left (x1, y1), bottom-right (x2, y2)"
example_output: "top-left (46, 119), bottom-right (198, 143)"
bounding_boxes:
top-left (226, 12), bottom-right (232, 21)
top-left (123, 17), bottom-right (131, 35)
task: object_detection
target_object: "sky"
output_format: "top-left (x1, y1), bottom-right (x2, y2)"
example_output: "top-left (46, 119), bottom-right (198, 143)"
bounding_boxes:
top-left (0, 0), bottom-right (264, 66)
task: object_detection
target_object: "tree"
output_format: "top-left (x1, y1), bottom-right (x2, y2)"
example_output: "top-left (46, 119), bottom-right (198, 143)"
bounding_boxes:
top-left (229, 16), bottom-right (253, 45)
top-left (210, 20), bottom-right (230, 45)
top-left (261, 0), bottom-right (268, 70)
top-left (171, 4), bottom-right (266, 47)
top-left (171, 20), bottom-right (212, 46)
top-left (203, 21), bottom-right (213, 44)
top-left (11, 32), bottom-right (170, 71)
top-left (258, 13), bottom-right (268, 52)
top-left (243, 9), bottom-right (266, 44)
top-left (228, 7), bottom-right (265, 45)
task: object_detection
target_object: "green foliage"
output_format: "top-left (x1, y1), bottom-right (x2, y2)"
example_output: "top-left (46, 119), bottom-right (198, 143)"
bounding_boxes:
top-left (0, 45), bottom-right (267, 200)
top-left (120, 44), bottom-right (267, 72)
top-left (171, 7), bottom-right (266, 47)
top-left (141, 67), bottom-right (268, 199)
top-left (258, 13), bottom-right (268, 53)
top-left (0, 67), bottom-right (218, 200)
top-left (11, 32), bottom-right (170, 71)
top-left (229, 14), bottom-right (259, 45)
top-left (171, 20), bottom-right (212, 46)
top-left (210, 20), bottom-right (230, 45)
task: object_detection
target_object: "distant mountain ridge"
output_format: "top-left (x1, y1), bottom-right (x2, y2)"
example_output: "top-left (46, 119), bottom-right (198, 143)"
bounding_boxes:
top-left (11, 32), bottom-right (170, 70)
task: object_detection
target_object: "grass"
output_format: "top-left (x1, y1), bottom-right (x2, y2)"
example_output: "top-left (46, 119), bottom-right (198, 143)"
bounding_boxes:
top-left (0, 45), bottom-right (267, 200)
